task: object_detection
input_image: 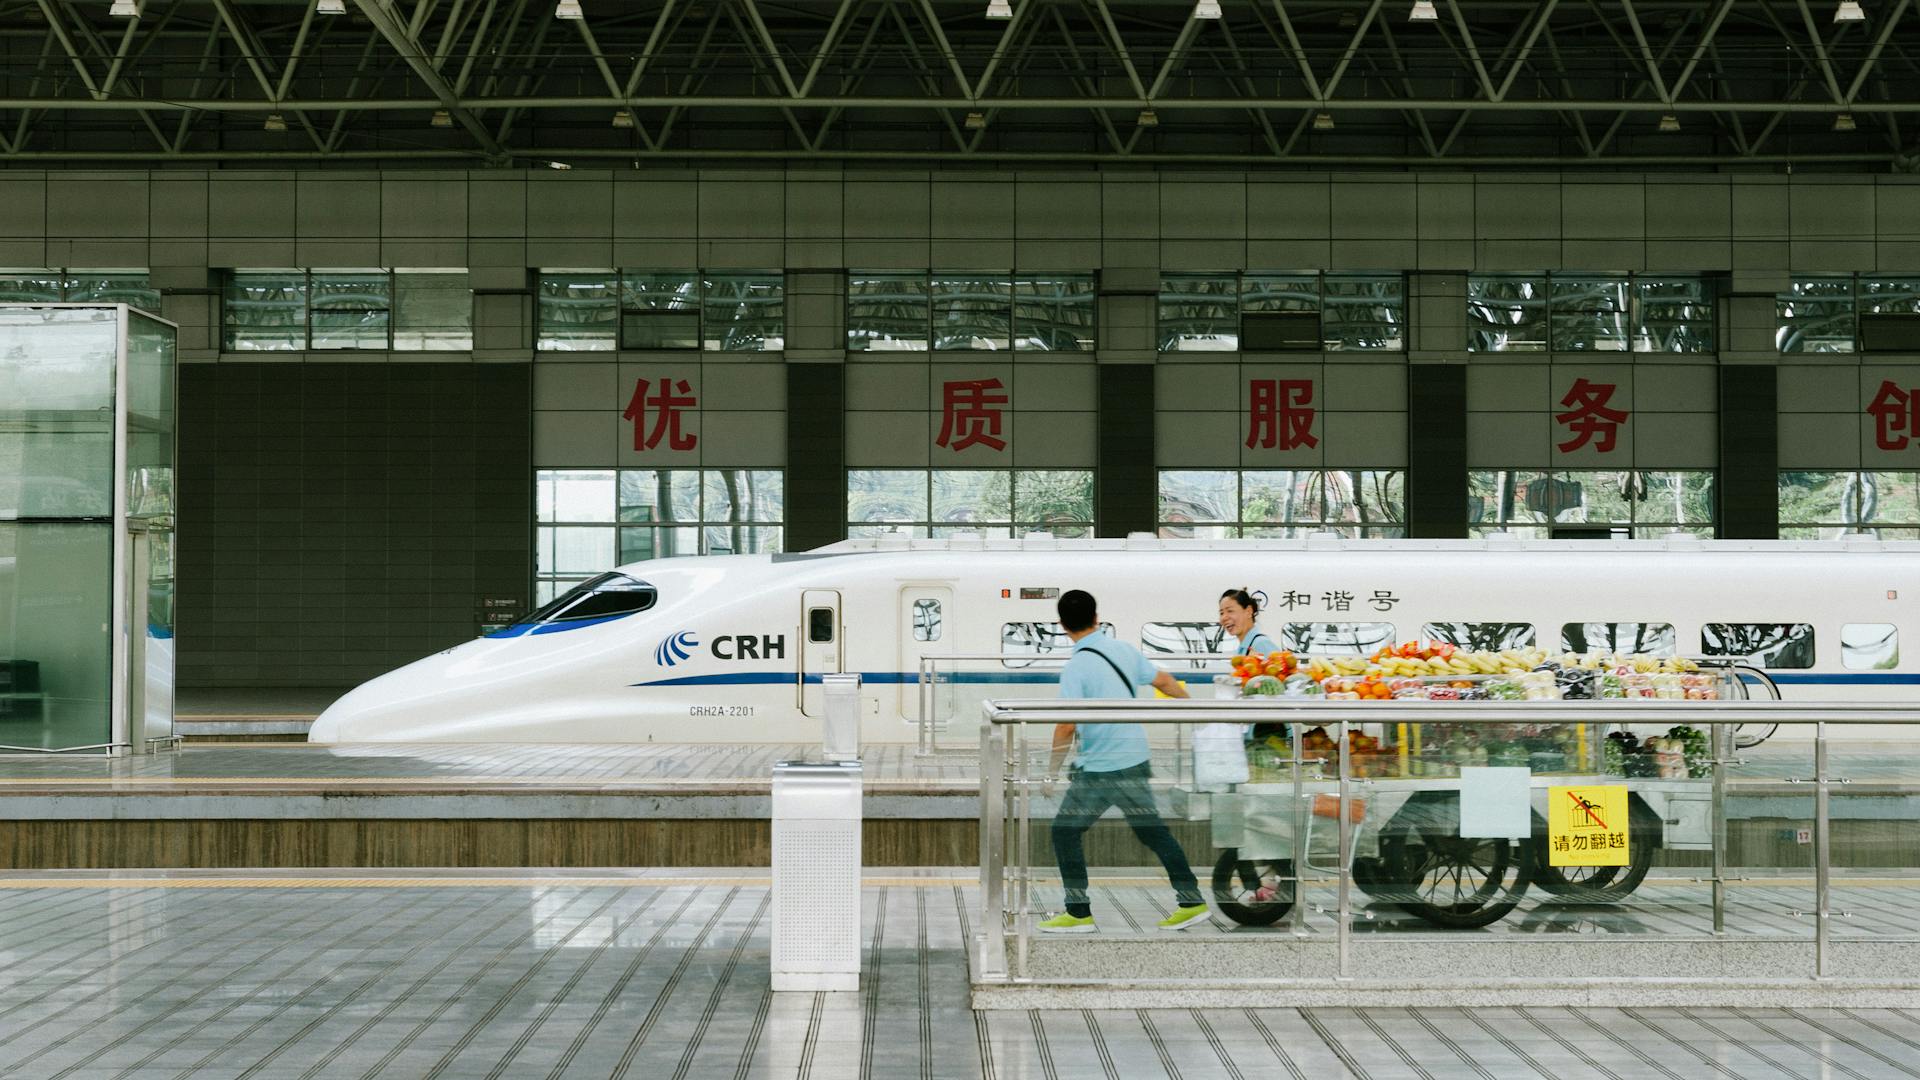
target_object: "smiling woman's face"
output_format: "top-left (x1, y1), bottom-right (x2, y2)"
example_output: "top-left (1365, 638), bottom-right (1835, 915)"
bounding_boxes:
top-left (1219, 596), bottom-right (1254, 637)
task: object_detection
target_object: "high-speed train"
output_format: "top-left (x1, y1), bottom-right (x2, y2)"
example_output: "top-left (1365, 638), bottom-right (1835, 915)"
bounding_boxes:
top-left (306, 535), bottom-right (1918, 743)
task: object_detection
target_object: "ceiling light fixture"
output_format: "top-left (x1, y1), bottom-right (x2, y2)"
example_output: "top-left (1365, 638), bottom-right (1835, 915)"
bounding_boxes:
top-left (1313, 111), bottom-right (1335, 130)
top-left (985, 0), bottom-right (1012, 17)
top-left (1136, 108), bottom-right (1159, 127)
top-left (1409, 0), bottom-right (1438, 21)
top-left (1194, 0), bottom-right (1222, 18)
top-left (263, 113), bottom-right (288, 132)
top-left (430, 108), bottom-right (453, 128)
top-left (547, 160), bottom-right (572, 170)
top-left (964, 111), bottom-right (987, 130)
top-left (1658, 112), bottom-right (1680, 132)
top-left (316, 0), bottom-right (347, 13)
top-left (612, 108), bottom-right (634, 128)
top-left (1834, 112), bottom-right (1857, 131)
top-left (555, 0), bottom-right (583, 19)
top-left (109, 0), bottom-right (138, 16)
top-left (1834, 1), bottom-right (1866, 21)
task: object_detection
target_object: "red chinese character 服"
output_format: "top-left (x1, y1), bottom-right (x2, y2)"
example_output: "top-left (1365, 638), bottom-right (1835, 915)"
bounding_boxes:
top-left (1554, 378), bottom-right (1628, 454)
top-left (1246, 379), bottom-right (1318, 451)
top-left (1868, 380), bottom-right (1920, 451)
top-left (624, 377), bottom-right (698, 452)
top-left (936, 378), bottom-right (1009, 452)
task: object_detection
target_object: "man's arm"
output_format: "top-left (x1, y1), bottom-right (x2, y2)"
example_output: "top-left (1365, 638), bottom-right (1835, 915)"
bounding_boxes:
top-left (1050, 723), bottom-right (1076, 772)
top-left (1151, 670), bottom-right (1189, 699)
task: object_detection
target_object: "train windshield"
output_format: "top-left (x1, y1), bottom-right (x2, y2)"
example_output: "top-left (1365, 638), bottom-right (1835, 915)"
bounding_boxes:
top-left (508, 572), bottom-right (657, 633)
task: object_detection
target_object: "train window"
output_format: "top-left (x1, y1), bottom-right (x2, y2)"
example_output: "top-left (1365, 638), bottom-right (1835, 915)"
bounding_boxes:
top-left (1002, 622), bottom-right (1113, 668)
top-left (1421, 622), bottom-right (1536, 650)
top-left (1842, 623), bottom-right (1899, 670)
top-left (1560, 622), bottom-right (1676, 656)
top-left (516, 572), bottom-right (655, 627)
top-left (1701, 624), bottom-right (1816, 668)
top-left (912, 599), bottom-right (942, 642)
top-left (1143, 622), bottom-right (1228, 667)
top-left (808, 607), bottom-right (835, 643)
top-left (1281, 622), bottom-right (1396, 655)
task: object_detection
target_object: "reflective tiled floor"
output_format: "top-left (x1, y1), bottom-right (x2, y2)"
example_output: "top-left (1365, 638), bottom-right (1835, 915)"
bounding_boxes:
top-left (2, 871), bottom-right (1918, 1079)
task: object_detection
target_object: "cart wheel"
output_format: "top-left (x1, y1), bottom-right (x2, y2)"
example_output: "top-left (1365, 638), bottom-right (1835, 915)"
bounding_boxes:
top-left (1351, 855), bottom-right (1392, 899)
top-left (1209, 851), bottom-right (1294, 926)
top-left (1377, 828), bottom-right (1531, 929)
top-left (1531, 802), bottom-right (1657, 902)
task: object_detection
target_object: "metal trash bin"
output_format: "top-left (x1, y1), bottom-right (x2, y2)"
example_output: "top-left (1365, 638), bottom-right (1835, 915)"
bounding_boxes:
top-left (771, 760), bottom-right (863, 991)
top-left (821, 672), bottom-right (862, 762)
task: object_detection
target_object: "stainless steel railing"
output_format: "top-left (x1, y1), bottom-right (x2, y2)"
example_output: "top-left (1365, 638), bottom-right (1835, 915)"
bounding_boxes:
top-left (975, 698), bottom-right (1920, 985)
top-left (915, 652), bottom-right (1233, 756)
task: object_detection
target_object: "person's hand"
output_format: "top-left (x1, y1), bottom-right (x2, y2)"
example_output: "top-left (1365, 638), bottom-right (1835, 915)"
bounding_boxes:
top-left (1040, 775), bottom-right (1059, 799)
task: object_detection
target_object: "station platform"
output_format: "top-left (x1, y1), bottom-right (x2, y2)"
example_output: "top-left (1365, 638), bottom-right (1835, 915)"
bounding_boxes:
top-left (2, 867), bottom-right (1916, 1080)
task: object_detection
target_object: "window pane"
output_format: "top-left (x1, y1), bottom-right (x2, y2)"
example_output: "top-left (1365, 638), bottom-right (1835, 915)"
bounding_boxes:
top-left (620, 272), bottom-right (700, 349)
top-left (1467, 275), bottom-right (1547, 352)
top-left (848, 274), bottom-right (930, 351)
top-left (1776, 277), bottom-right (1854, 354)
top-left (1012, 470), bottom-right (1093, 527)
top-left (1323, 274), bottom-right (1404, 351)
top-left (1002, 621), bottom-right (1078, 668)
top-left (1637, 470), bottom-right (1716, 524)
top-left (912, 598), bottom-right (942, 641)
top-left (1863, 472), bottom-right (1920, 524)
top-left (1354, 470), bottom-right (1405, 526)
top-left (393, 271), bottom-right (471, 350)
top-left (1280, 622), bottom-right (1395, 655)
top-left (1636, 276), bottom-right (1714, 353)
top-left (224, 272), bottom-right (307, 351)
top-left (619, 525), bottom-right (699, 561)
top-left (1158, 470), bottom-right (1237, 525)
top-left (66, 272), bottom-right (160, 314)
top-left (1013, 275), bottom-right (1094, 351)
top-left (1842, 623), bottom-right (1898, 670)
top-left (1422, 622), bottom-right (1537, 650)
top-left (618, 470), bottom-right (700, 524)
top-left (0, 309), bottom-right (118, 520)
top-left (537, 273), bottom-right (618, 351)
top-left (1143, 622), bottom-right (1228, 658)
top-left (848, 469), bottom-right (929, 523)
top-left (1777, 470), bottom-right (1850, 524)
top-left (540, 525), bottom-right (616, 575)
top-left (1860, 277), bottom-right (1920, 316)
top-left (537, 469), bottom-right (616, 523)
top-left (931, 470), bottom-right (1012, 523)
top-left (1554, 471), bottom-right (1634, 524)
top-left (308, 271), bottom-right (390, 350)
top-left (1241, 275), bottom-right (1318, 315)
top-left (700, 523), bottom-right (782, 555)
top-left (847, 523), bottom-right (930, 539)
top-left (702, 470), bottom-right (784, 524)
top-left (1560, 622), bottom-right (1676, 655)
top-left (0, 272), bottom-right (62, 304)
top-left (932, 275), bottom-right (1011, 351)
top-left (1158, 276), bottom-right (1238, 351)
top-left (1549, 275), bottom-right (1630, 352)
top-left (1468, 469), bottom-right (1552, 524)
top-left (1242, 470), bottom-right (1320, 523)
top-left (1701, 623), bottom-right (1815, 668)
top-left (702, 274), bottom-right (784, 351)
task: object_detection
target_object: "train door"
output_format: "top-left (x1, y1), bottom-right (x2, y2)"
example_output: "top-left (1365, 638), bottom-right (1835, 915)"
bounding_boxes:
top-left (898, 586), bottom-right (955, 726)
top-left (799, 589), bottom-right (842, 717)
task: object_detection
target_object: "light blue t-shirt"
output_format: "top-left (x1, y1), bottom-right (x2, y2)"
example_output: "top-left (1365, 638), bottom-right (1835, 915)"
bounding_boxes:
top-left (1237, 628), bottom-right (1279, 656)
top-left (1058, 631), bottom-right (1160, 772)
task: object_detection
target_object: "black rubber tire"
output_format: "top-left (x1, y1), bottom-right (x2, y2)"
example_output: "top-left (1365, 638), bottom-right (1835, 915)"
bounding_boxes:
top-left (1351, 855), bottom-right (1393, 900)
top-left (1372, 793), bottom-right (1532, 929)
top-left (1209, 851), bottom-right (1294, 926)
top-left (1530, 802), bottom-right (1658, 903)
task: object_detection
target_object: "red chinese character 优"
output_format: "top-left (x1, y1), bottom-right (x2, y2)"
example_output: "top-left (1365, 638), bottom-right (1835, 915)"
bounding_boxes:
top-left (1554, 378), bottom-right (1628, 454)
top-left (1867, 380), bottom-right (1920, 452)
top-left (936, 378), bottom-right (1009, 452)
top-left (624, 377), bottom-right (698, 451)
top-left (1246, 379), bottom-right (1318, 451)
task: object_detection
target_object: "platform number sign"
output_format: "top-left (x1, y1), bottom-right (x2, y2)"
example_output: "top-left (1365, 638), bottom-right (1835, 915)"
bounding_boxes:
top-left (1546, 784), bottom-right (1630, 867)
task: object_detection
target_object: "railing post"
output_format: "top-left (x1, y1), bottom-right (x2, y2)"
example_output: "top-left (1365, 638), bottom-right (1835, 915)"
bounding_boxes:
top-left (1289, 720), bottom-right (1307, 938)
top-left (1015, 720), bottom-right (1032, 979)
top-left (978, 707), bottom-right (1007, 980)
top-left (1710, 720), bottom-right (1727, 935)
top-left (1814, 719), bottom-right (1831, 979)
top-left (1336, 716), bottom-right (1352, 979)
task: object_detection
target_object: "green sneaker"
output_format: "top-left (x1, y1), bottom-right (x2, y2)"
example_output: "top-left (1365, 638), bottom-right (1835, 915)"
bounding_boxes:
top-left (1157, 904), bottom-right (1211, 931)
top-left (1036, 912), bottom-right (1096, 934)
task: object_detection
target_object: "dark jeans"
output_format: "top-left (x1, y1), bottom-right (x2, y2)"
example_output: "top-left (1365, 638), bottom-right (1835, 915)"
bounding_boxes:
top-left (1052, 762), bottom-right (1202, 909)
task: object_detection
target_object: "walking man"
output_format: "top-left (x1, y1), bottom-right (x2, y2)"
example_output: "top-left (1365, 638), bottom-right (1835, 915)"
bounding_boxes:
top-left (1037, 589), bottom-right (1210, 933)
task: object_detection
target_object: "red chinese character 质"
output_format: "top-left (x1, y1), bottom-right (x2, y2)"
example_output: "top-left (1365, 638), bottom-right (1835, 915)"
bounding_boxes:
top-left (1867, 380), bottom-right (1920, 451)
top-left (624, 377), bottom-right (698, 451)
top-left (936, 378), bottom-right (1009, 452)
top-left (1554, 378), bottom-right (1628, 454)
top-left (1246, 379), bottom-right (1318, 451)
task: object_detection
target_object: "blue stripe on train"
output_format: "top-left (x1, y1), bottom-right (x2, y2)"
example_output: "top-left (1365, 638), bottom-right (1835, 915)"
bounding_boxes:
top-left (633, 670), bottom-right (1920, 689)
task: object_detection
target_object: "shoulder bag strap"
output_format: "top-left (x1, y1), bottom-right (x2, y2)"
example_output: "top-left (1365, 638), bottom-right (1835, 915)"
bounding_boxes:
top-left (1085, 647), bottom-right (1137, 697)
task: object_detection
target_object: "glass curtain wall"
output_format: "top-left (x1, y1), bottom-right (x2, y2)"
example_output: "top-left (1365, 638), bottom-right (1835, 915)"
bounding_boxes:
top-left (1779, 471), bottom-right (1920, 538)
top-left (1157, 469), bottom-right (1406, 537)
top-left (847, 470), bottom-right (1095, 537)
top-left (1468, 273), bottom-right (1715, 353)
top-left (847, 273), bottom-right (1096, 352)
top-left (224, 270), bottom-right (474, 351)
top-left (1469, 470), bottom-right (1715, 537)
top-left (535, 271), bottom-right (786, 351)
top-left (535, 468), bottom-right (784, 601)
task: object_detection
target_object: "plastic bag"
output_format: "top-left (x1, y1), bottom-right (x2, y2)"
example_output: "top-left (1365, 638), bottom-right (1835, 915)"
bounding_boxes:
top-left (1192, 722), bottom-right (1250, 790)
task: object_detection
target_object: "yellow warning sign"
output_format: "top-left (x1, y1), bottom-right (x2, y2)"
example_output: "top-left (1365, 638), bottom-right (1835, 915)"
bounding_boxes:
top-left (1546, 785), bottom-right (1630, 867)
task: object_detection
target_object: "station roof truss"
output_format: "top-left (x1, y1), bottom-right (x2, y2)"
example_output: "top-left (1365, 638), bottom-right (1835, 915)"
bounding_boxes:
top-left (0, 0), bottom-right (1916, 168)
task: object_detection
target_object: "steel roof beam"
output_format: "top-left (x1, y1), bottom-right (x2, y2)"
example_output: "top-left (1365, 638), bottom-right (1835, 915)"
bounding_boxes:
top-left (351, 0), bottom-right (505, 160)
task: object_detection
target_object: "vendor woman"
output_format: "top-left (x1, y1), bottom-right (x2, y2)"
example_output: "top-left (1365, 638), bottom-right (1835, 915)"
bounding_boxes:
top-left (1219, 587), bottom-right (1279, 657)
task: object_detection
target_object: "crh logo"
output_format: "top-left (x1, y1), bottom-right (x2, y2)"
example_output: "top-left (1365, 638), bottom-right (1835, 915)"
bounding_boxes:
top-left (653, 631), bottom-right (700, 667)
